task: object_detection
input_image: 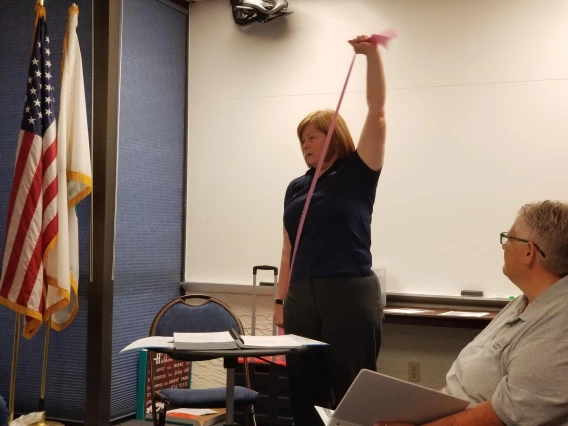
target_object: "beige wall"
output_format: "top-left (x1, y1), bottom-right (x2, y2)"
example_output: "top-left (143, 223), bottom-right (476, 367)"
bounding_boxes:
top-left (379, 323), bottom-right (479, 389)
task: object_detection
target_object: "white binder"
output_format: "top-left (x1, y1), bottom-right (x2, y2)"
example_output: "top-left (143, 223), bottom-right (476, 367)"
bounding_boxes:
top-left (316, 369), bottom-right (469, 426)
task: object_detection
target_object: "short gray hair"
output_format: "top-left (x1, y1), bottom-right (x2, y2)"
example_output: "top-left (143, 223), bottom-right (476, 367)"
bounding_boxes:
top-left (518, 200), bottom-right (568, 278)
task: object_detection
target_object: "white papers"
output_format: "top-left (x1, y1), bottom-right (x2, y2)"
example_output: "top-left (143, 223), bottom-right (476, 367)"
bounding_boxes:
top-left (286, 334), bottom-right (328, 346)
top-left (237, 334), bottom-right (328, 349)
top-left (384, 308), bottom-right (433, 314)
top-left (120, 336), bottom-right (174, 353)
top-left (439, 311), bottom-right (489, 317)
top-left (174, 331), bottom-right (237, 350)
top-left (238, 335), bottom-right (303, 349)
top-left (121, 332), bottom-right (330, 354)
top-left (383, 308), bottom-right (489, 318)
top-left (315, 406), bottom-right (334, 425)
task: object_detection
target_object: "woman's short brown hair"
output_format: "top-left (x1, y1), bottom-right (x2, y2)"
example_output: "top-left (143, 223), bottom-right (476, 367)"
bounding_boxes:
top-left (297, 109), bottom-right (355, 167)
top-left (517, 200), bottom-right (568, 278)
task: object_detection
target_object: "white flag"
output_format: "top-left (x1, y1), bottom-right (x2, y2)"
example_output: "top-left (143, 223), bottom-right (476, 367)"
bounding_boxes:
top-left (50, 4), bottom-right (92, 330)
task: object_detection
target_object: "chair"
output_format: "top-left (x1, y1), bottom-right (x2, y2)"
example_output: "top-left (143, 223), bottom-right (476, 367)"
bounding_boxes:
top-left (149, 294), bottom-right (259, 426)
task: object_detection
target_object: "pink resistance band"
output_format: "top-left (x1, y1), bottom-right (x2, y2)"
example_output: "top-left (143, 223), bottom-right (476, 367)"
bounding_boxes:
top-left (284, 31), bottom-right (397, 318)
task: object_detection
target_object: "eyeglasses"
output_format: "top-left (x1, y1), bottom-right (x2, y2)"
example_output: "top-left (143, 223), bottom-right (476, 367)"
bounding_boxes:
top-left (500, 232), bottom-right (546, 258)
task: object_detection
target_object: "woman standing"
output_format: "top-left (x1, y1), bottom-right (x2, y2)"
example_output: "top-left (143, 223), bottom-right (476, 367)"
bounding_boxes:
top-left (273, 35), bottom-right (388, 425)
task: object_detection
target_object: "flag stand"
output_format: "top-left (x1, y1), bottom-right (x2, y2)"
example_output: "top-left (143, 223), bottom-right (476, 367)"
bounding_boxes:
top-left (31, 318), bottom-right (64, 426)
top-left (8, 313), bottom-right (21, 423)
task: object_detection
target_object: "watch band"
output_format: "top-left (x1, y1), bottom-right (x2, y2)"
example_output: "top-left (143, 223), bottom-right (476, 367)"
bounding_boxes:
top-left (274, 298), bottom-right (284, 305)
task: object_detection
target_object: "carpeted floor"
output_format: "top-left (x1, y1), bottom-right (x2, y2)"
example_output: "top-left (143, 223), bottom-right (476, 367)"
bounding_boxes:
top-left (115, 419), bottom-right (149, 426)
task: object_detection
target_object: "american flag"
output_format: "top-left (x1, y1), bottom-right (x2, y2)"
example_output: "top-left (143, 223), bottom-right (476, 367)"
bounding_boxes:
top-left (0, 14), bottom-right (59, 338)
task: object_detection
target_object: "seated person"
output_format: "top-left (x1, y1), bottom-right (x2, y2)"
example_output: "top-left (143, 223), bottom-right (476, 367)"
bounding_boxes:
top-left (375, 200), bottom-right (568, 426)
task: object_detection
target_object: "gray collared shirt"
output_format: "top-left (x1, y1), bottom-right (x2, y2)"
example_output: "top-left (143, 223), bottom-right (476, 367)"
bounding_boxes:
top-left (445, 276), bottom-right (568, 426)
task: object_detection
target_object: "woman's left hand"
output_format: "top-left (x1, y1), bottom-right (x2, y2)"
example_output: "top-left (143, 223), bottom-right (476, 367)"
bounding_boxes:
top-left (348, 35), bottom-right (379, 56)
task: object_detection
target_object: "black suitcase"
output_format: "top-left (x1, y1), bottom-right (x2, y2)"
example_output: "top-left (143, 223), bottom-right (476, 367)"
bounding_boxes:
top-left (234, 265), bottom-right (294, 426)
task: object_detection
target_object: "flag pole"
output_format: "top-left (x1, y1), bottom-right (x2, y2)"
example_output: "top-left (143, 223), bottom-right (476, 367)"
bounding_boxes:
top-left (8, 313), bottom-right (21, 423)
top-left (31, 319), bottom-right (64, 426)
top-left (31, 1), bottom-right (62, 424)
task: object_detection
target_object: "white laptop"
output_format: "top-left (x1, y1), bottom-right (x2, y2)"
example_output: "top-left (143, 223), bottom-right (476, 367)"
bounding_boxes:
top-left (316, 369), bottom-right (469, 426)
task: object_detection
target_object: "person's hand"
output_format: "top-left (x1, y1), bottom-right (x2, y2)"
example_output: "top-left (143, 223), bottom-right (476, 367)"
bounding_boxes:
top-left (273, 304), bottom-right (283, 327)
top-left (374, 423), bottom-right (416, 426)
top-left (348, 35), bottom-right (379, 56)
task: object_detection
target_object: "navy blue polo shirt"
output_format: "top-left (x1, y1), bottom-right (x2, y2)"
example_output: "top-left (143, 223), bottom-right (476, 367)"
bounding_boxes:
top-left (283, 150), bottom-right (381, 282)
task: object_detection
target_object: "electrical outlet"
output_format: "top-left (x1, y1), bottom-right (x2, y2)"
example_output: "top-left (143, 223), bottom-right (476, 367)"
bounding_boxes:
top-left (408, 362), bottom-right (421, 382)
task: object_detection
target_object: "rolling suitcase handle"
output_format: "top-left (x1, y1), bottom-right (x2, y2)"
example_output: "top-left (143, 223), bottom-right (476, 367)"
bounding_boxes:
top-left (252, 265), bottom-right (279, 336)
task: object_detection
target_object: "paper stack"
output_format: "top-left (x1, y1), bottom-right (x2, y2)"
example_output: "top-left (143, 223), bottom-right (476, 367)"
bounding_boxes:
top-left (236, 334), bottom-right (317, 349)
top-left (173, 331), bottom-right (238, 350)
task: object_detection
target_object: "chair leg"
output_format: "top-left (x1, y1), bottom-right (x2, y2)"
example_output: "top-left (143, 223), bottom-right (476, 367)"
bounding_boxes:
top-left (152, 395), bottom-right (167, 426)
top-left (247, 405), bottom-right (257, 426)
top-left (151, 395), bottom-right (158, 426)
top-left (158, 408), bottom-right (166, 426)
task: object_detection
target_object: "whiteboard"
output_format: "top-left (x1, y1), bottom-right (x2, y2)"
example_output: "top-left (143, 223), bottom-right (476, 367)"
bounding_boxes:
top-left (185, 0), bottom-right (568, 297)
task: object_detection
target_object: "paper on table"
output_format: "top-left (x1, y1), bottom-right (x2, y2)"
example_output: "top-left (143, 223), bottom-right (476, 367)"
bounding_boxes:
top-left (238, 335), bottom-right (304, 349)
top-left (287, 334), bottom-right (328, 346)
top-left (384, 308), bottom-right (433, 314)
top-left (120, 336), bottom-right (174, 353)
top-left (439, 311), bottom-right (489, 317)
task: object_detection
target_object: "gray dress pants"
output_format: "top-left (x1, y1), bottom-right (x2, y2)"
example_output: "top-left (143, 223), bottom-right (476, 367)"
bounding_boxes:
top-left (283, 273), bottom-right (383, 426)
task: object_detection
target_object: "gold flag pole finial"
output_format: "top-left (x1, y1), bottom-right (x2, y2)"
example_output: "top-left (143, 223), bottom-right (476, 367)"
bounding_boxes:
top-left (33, 0), bottom-right (46, 47)
top-left (61, 4), bottom-right (80, 77)
top-left (36, 0), bottom-right (45, 15)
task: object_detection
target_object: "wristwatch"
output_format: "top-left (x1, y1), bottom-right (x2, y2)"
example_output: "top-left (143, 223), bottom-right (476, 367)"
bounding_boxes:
top-left (274, 298), bottom-right (284, 305)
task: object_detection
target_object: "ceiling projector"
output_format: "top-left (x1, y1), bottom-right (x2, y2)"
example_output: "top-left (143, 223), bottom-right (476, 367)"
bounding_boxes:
top-left (230, 0), bottom-right (292, 25)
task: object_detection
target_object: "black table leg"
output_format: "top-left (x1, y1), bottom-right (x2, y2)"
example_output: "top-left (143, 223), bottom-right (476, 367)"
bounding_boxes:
top-left (225, 366), bottom-right (236, 425)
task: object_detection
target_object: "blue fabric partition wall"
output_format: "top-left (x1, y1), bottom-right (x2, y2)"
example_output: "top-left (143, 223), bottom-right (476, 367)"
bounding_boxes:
top-left (111, 0), bottom-right (187, 418)
top-left (0, 0), bottom-right (92, 421)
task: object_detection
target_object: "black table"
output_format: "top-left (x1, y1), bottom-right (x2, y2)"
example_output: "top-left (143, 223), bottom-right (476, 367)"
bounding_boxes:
top-left (158, 347), bottom-right (306, 426)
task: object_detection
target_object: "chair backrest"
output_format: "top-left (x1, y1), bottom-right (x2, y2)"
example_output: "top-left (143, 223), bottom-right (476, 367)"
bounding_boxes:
top-left (147, 294), bottom-right (253, 404)
top-left (149, 294), bottom-right (244, 337)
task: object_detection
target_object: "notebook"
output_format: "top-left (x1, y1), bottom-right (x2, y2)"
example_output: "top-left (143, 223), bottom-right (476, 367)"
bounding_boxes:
top-left (316, 369), bottom-right (469, 426)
